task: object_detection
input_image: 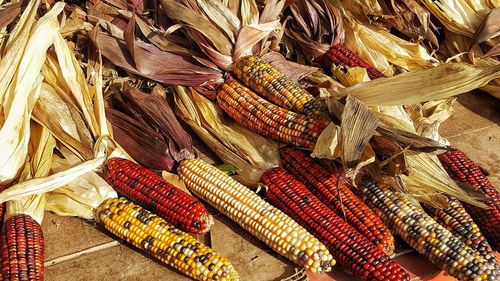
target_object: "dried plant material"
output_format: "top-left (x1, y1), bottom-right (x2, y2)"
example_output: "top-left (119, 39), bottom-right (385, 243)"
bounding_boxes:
top-left (174, 86), bottom-right (280, 186)
top-left (121, 84), bottom-right (194, 162)
top-left (343, 19), bottom-right (433, 76)
top-left (60, 6), bottom-right (93, 37)
top-left (311, 122), bottom-right (341, 159)
top-left (6, 123), bottom-right (55, 224)
top-left (334, 0), bottom-right (383, 18)
top-left (161, 171), bottom-right (191, 195)
top-left (410, 99), bottom-right (457, 146)
top-left (344, 63), bottom-right (500, 105)
top-left (333, 66), bottom-right (370, 87)
top-left (0, 1), bottom-right (21, 30)
top-left (471, 8), bottom-right (500, 48)
top-left (106, 108), bottom-right (174, 170)
top-left (370, 135), bottom-right (409, 177)
top-left (376, 125), bottom-right (447, 152)
top-left (46, 152), bottom-right (117, 219)
top-left (340, 96), bottom-right (379, 177)
top-left (0, 1), bottom-right (63, 183)
top-left (262, 52), bottom-right (320, 82)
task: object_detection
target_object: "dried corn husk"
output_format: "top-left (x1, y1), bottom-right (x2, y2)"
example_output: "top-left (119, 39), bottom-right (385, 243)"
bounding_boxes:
top-left (0, 1), bottom-right (61, 183)
top-left (342, 62), bottom-right (500, 105)
top-left (343, 18), bottom-right (434, 76)
top-left (174, 86), bottom-right (280, 186)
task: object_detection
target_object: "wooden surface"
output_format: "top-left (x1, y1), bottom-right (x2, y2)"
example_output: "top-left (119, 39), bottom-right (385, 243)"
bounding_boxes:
top-left (43, 92), bottom-right (500, 281)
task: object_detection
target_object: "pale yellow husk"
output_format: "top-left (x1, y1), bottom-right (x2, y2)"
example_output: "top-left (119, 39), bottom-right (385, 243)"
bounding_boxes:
top-left (174, 86), bottom-right (280, 187)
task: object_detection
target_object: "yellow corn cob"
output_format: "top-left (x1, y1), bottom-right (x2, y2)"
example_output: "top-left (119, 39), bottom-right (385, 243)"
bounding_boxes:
top-left (96, 198), bottom-right (238, 281)
top-left (233, 55), bottom-right (322, 116)
top-left (178, 158), bottom-right (335, 273)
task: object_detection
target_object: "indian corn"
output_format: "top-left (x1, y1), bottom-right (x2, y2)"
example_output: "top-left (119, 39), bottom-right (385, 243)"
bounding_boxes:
top-left (1, 214), bottom-right (44, 281)
top-left (323, 44), bottom-right (386, 80)
top-left (103, 158), bottom-right (212, 234)
top-left (280, 148), bottom-right (395, 254)
top-left (95, 198), bottom-right (238, 281)
top-left (358, 176), bottom-right (499, 281)
top-left (233, 55), bottom-right (322, 116)
top-left (217, 79), bottom-right (329, 149)
top-left (438, 148), bottom-right (500, 250)
top-left (262, 168), bottom-right (410, 281)
top-left (425, 200), bottom-right (497, 266)
top-left (178, 158), bottom-right (335, 273)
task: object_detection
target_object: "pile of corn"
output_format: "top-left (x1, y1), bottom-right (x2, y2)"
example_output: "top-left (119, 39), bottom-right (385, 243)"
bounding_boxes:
top-left (0, 0), bottom-right (499, 281)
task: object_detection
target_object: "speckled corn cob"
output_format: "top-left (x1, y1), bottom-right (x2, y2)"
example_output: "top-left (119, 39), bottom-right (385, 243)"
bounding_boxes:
top-left (233, 55), bottom-right (322, 116)
top-left (103, 158), bottom-right (212, 234)
top-left (438, 148), bottom-right (500, 250)
top-left (262, 168), bottom-right (410, 281)
top-left (425, 200), bottom-right (497, 266)
top-left (280, 148), bottom-right (395, 254)
top-left (217, 79), bottom-right (329, 149)
top-left (1, 214), bottom-right (44, 281)
top-left (178, 158), bottom-right (335, 273)
top-left (358, 176), bottom-right (499, 281)
top-left (95, 198), bottom-right (238, 281)
top-left (324, 44), bottom-right (386, 80)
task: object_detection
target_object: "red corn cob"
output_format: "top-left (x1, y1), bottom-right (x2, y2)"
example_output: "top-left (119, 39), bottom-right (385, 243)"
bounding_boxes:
top-left (262, 168), bottom-right (410, 281)
top-left (425, 199), bottom-right (498, 266)
top-left (438, 148), bottom-right (500, 250)
top-left (280, 147), bottom-right (395, 254)
top-left (0, 203), bottom-right (4, 229)
top-left (103, 158), bottom-right (212, 234)
top-left (323, 44), bottom-right (386, 80)
top-left (1, 214), bottom-right (44, 281)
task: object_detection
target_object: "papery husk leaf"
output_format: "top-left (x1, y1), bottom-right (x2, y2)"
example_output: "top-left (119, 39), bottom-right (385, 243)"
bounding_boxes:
top-left (370, 135), bottom-right (409, 176)
top-left (259, 0), bottom-right (286, 23)
top-left (262, 51), bottom-right (320, 82)
top-left (106, 108), bottom-right (175, 171)
top-left (174, 86), bottom-right (280, 186)
top-left (0, 1), bottom-right (21, 31)
top-left (343, 63), bottom-right (500, 105)
top-left (240, 0), bottom-right (259, 26)
top-left (333, 66), bottom-right (370, 87)
top-left (333, 0), bottom-right (383, 18)
top-left (0, 1), bottom-right (62, 183)
top-left (471, 8), bottom-right (500, 48)
top-left (311, 122), bottom-right (341, 159)
top-left (6, 123), bottom-right (55, 224)
top-left (376, 125), bottom-right (447, 152)
top-left (196, 0), bottom-right (240, 43)
top-left (60, 6), bottom-right (93, 37)
top-left (340, 96), bottom-right (379, 178)
top-left (160, 0), bottom-right (233, 55)
top-left (32, 83), bottom-right (94, 160)
top-left (233, 20), bottom-right (280, 59)
top-left (484, 42), bottom-right (500, 56)
top-left (410, 99), bottom-right (456, 146)
top-left (343, 19), bottom-right (433, 76)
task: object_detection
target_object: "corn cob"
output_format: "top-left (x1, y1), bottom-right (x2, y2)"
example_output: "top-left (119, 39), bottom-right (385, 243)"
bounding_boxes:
top-left (1, 214), bottom-right (44, 281)
top-left (217, 79), bottom-right (329, 149)
top-left (95, 198), bottom-right (238, 281)
top-left (438, 148), bottom-right (500, 250)
top-left (425, 200), bottom-right (497, 266)
top-left (103, 158), bottom-right (212, 234)
top-left (0, 203), bottom-right (3, 229)
top-left (233, 55), bottom-right (322, 116)
top-left (178, 158), bottom-right (335, 273)
top-left (280, 148), bottom-right (395, 254)
top-left (358, 176), bottom-right (499, 281)
top-left (323, 44), bottom-right (386, 80)
top-left (262, 168), bottom-right (410, 281)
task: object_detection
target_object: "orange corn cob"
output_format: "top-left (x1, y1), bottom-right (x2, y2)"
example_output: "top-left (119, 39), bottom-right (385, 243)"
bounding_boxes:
top-left (233, 55), bottom-right (322, 116)
top-left (262, 168), bottom-right (410, 281)
top-left (438, 148), bottom-right (500, 250)
top-left (323, 44), bottom-right (386, 80)
top-left (1, 214), bottom-right (44, 281)
top-left (217, 79), bottom-right (329, 149)
top-left (103, 158), bottom-right (212, 234)
top-left (280, 147), bottom-right (395, 254)
top-left (425, 200), bottom-right (497, 266)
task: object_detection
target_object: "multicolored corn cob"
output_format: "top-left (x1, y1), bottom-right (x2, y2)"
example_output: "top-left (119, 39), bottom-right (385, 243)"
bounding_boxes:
top-left (103, 158), bottom-right (212, 234)
top-left (1, 214), bottom-right (44, 281)
top-left (358, 176), bottom-right (499, 281)
top-left (217, 79), bottom-right (329, 149)
top-left (425, 200), bottom-right (497, 266)
top-left (96, 198), bottom-right (238, 281)
top-left (323, 44), bottom-right (386, 80)
top-left (438, 148), bottom-right (500, 250)
top-left (233, 55), bottom-right (322, 116)
top-left (178, 158), bottom-right (335, 273)
top-left (262, 168), bottom-right (410, 281)
top-left (280, 148), bottom-right (395, 254)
